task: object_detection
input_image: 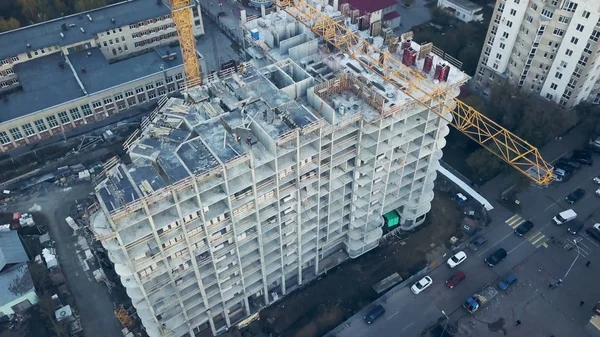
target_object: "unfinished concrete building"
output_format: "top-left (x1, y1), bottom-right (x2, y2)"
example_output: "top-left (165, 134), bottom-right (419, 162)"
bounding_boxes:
top-left (91, 8), bottom-right (467, 337)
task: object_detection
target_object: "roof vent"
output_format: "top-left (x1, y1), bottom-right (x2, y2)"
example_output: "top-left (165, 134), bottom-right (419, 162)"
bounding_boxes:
top-left (60, 32), bottom-right (65, 38)
top-left (156, 0), bottom-right (162, 5)
top-left (80, 27), bottom-right (85, 33)
top-left (26, 43), bottom-right (31, 48)
top-left (87, 14), bottom-right (93, 22)
top-left (111, 18), bottom-right (116, 24)
top-left (80, 67), bottom-right (86, 73)
top-left (61, 23), bottom-right (68, 31)
top-left (86, 51), bottom-right (92, 57)
top-left (69, 23), bottom-right (76, 28)
top-left (58, 62), bottom-right (65, 69)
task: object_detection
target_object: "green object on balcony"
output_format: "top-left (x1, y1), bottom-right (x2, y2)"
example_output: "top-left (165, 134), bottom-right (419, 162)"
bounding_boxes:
top-left (383, 210), bottom-right (400, 227)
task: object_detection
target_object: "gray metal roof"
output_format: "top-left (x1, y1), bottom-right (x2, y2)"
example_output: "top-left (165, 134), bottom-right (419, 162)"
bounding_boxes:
top-left (0, 263), bottom-right (35, 306)
top-left (0, 0), bottom-right (170, 60)
top-left (68, 47), bottom-right (184, 94)
top-left (0, 46), bottom-right (184, 124)
top-left (0, 231), bottom-right (28, 271)
top-left (0, 52), bottom-right (85, 124)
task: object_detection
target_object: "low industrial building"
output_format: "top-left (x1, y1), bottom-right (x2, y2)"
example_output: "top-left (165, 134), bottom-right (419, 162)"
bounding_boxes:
top-left (0, 230), bottom-right (38, 316)
top-left (0, 0), bottom-right (205, 153)
top-left (437, 0), bottom-right (484, 23)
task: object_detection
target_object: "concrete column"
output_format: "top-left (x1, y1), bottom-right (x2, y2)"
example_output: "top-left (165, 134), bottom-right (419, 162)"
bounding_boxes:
top-left (333, 0), bottom-right (338, 10)
top-left (261, 4), bottom-right (266, 17)
top-left (240, 9), bottom-right (247, 24)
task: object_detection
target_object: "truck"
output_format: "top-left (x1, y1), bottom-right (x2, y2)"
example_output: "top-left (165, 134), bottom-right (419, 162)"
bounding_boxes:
top-left (463, 285), bottom-right (499, 313)
top-left (553, 209), bottom-right (577, 225)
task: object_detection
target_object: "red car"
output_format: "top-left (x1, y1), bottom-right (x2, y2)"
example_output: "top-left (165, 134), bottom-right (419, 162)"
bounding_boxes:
top-left (445, 271), bottom-right (466, 289)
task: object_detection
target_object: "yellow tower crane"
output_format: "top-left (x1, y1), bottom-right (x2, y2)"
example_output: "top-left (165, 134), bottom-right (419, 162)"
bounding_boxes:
top-left (170, 0), bottom-right (202, 86)
top-left (273, 0), bottom-right (553, 185)
top-left (168, 0), bottom-right (553, 185)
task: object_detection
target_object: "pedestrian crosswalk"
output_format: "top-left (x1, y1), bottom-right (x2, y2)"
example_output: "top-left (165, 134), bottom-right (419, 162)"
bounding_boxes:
top-left (505, 214), bottom-right (526, 228)
top-left (505, 214), bottom-right (547, 248)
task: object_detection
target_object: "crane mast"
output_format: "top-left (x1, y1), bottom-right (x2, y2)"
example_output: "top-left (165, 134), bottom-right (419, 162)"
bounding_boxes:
top-left (170, 0), bottom-right (202, 86)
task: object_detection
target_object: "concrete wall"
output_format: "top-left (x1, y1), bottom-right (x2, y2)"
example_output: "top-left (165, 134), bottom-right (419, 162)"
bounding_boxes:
top-left (279, 34), bottom-right (308, 55)
top-left (289, 40), bottom-right (318, 60)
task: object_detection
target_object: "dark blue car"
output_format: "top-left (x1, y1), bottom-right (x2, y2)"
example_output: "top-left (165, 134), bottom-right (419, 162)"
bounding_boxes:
top-left (498, 274), bottom-right (517, 290)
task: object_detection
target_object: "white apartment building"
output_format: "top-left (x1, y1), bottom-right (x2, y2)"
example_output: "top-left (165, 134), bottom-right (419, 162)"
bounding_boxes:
top-left (474, 0), bottom-right (600, 109)
top-left (0, 0), bottom-right (205, 153)
top-left (437, 0), bottom-right (484, 23)
top-left (91, 8), bottom-right (468, 337)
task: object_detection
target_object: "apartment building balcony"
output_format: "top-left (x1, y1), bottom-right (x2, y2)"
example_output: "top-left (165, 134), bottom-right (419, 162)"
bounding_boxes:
top-left (199, 187), bottom-right (228, 207)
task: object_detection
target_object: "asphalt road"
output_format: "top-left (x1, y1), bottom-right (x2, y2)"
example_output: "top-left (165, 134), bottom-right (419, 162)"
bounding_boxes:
top-left (327, 153), bottom-right (600, 337)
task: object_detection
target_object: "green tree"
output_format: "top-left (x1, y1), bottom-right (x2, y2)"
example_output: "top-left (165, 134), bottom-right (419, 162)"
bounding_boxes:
top-left (431, 7), bottom-right (453, 27)
top-left (0, 17), bottom-right (20, 32)
top-left (575, 103), bottom-right (600, 137)
top-left (465, 148), bottom-right (505, 181)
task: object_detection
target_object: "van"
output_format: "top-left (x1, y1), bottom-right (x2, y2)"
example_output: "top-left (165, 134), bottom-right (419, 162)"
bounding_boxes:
top-left (363, 304), bottom-right (385, 324)
top-left (553, 209), bottom-right (577, 225)
top-left (553, 168), bottom-right (566, 177)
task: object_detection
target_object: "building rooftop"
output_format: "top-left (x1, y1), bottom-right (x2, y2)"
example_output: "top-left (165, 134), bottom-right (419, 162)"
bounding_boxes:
top-left (0, 230), bottom-right (28, 271)
top-left (1, 52), bottom-right (85, 124)
top-left (0, 46), bottom-right (185, 124)
top-left (0, 0), bottom-right (170, 60)
top-left (95, 60), bottom-right (321, 213)
top-left (69, 46), bottom-right (184, 94)
top-left (339, 0), bottom-right (397, 14)
top-left (0, 263), bottom-right (35, 306)
top-left (445, 0), bottom-right (483, 11)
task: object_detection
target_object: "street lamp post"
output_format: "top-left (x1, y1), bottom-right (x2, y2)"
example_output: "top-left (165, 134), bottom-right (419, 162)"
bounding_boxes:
top-left (563, 239), bottom-right (581, 280)
top-left (440, 310), bottom-right (449, 337)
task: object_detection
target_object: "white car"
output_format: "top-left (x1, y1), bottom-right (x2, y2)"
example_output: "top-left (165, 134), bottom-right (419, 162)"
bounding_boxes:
top-left (596, 188), bottom-right (600, 197)
top-left (411, 276), bottom-right (433, 294)
top-left (593, 176), bottom-right (600, 184)
top-left (447, 251), bottom-right (467, 268)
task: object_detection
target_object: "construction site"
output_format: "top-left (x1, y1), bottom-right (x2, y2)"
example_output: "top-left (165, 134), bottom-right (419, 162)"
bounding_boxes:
top-left (0, 1), bottom-right (557, 337)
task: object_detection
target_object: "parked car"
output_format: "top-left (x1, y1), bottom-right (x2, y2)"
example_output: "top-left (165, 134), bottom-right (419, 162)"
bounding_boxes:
top-left (485, 248), bottom-right (507, 267)
top-left (596, 188), bottom-right (600, 197)
top-left (447, 251), bottom-right (467, 268)
top-left (593, 175), bottom-right (600, 184)
top-left (411, 276), bottom-right (433, 295)
top-left (594, 301), bottom-right (600, 316)
top-left (573, 149), bottom-right (593, 158)
top-left (363, 304), bottom-right (385, 324)
top-left (446, 271), bottom-right (466, 289)
top-left (572, 156), bottom-right (593, 166)
top-left (554, 162), bottom-right (575, 173)
top-left (558, 159), bottom-right (581, 169)
top-left (469, 236), bottom-right (487, 251)
top-left (565, 188), bottom-right (585, 204)
top-left (586, 223), bottom-right (600, 242)
top-left (568, 220), bottom-right (584, 235)
top-left (498, 274), bottom-right (518, 290)
top-left (585, 144), bottom-right (600, 154)
top-left (515, 220), bottom-right (534, 236)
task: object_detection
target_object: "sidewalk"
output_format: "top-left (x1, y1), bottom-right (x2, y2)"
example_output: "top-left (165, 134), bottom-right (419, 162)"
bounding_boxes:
top-left (479, 124), bottom-right (589, 199)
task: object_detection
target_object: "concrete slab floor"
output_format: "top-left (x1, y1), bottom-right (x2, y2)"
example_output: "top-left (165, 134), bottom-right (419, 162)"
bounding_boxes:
top-left (0, 183), bottom-right (124, 337)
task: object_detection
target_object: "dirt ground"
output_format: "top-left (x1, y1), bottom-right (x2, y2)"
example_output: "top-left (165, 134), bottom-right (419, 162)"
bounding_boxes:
top-left (247, 190), bottom-right (461, 337)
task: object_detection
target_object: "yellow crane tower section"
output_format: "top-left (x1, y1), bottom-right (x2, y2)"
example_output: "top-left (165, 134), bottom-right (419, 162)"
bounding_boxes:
top-left (170, 0), bottom-right (201, 86)
top-left (275, 0), bottom-right (554, 185)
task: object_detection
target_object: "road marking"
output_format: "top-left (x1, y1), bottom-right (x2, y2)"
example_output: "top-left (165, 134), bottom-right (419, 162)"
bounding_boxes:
top-left (387, 311), bottom-right (400, 320)
top-left (508, 238), bottom-right (529, 254)
top-left (544, 203), bottom-right (557, 211)
top-left (401, 322), bottom-right (414, 331)
top-left (582, 233), bottom-right (600, 248)
top-left (506, 214), bottom-right (526, 228)
top-left (529, 232), bottom-right (546, 247)
top-left (477, 231), bottom-right (515, 257)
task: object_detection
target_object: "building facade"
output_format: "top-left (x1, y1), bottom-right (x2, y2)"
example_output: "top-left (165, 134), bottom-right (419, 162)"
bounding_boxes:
top-left (0, 0), bottom-right (205, 153)
top-left (91, 8), bottom-right (467, 337)
top-left (437, 0), bottom-right (484, 23)
top-left (474, 0), bottom-right (600, 108)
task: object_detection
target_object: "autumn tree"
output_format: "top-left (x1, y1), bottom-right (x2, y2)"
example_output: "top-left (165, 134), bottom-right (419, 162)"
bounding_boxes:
top-left (18, 0), bottom-right (52, 24)
top-left (0, 17), bottom-right (20, 32)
